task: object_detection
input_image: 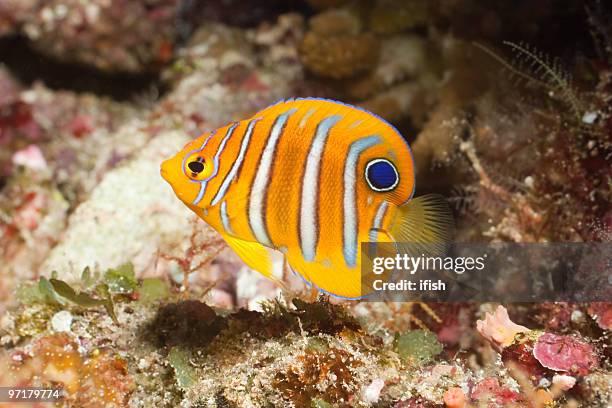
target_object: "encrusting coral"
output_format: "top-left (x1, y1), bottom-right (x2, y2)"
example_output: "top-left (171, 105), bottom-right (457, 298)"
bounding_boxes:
top-left (1, 273), bottom-right (609, 407)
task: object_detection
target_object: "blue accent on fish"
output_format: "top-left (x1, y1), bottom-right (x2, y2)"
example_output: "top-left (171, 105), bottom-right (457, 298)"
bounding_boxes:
top-left (365, 159), bottom-right (399, 191)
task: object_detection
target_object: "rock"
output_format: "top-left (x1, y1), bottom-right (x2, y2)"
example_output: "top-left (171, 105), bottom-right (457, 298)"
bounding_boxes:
top-left (50, 310), bottom-right (73, 332)
top-left (40, 130), bottom-right (199, 280)
top-left (369, 0), bottom-right (432, 34)
top-left (309, 8), bottom-right (361, 36)
top-left (19, 0), bottom-right (179, 73)
top-left (347, 35), bottom-right (436, 100)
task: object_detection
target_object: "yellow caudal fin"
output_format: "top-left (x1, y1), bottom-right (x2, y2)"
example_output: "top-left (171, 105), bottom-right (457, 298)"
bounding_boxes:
top-left (389, 194), bottom-right (454, 255)
top-left (222, 234), bottom-right (274, 278)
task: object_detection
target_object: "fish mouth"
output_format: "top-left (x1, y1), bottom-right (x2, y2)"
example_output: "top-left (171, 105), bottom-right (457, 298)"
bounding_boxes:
top-left (160, 160), bottom-right (171, 182)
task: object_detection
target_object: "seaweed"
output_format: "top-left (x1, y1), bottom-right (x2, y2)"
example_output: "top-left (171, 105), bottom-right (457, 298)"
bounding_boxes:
top-left (50, 278), bottom-right (118, 324)
top-left (168, 347), bottom-right (198, 390)
top-left (14, 264), bottom-right (172, 327)
top-left (16, 277), bottom-right (62, 306)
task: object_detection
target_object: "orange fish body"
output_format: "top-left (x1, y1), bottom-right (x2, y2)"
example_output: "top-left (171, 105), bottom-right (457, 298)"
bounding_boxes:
top-left (161, 98), bottom-right (451, 299)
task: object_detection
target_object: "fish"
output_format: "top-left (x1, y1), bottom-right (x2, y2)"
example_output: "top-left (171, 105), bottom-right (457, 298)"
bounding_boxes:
top-left (160, 98), bottom-right (453, 299)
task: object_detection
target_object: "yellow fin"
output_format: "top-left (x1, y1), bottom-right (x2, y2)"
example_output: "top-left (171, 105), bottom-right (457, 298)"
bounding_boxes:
top-left (286, 253), bottom-right (362, 300)
top-left (222, 234), bottom-right (274, 278)
top-left (389, 194), bottom-right (454, 255)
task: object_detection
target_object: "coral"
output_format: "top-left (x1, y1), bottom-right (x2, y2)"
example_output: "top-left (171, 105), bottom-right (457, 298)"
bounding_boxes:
top-left (532, 333), bottom-right (599, 376)
top-left (38, 131), bottom-right (206, 279)
top-left (299, 31), bottom-right (380, 79)
top-left (587, 302), bottom-right (612, 330)
top-left (77, 348), bottom-right (134, 407)
top-left (551, 374), bottom-right (576, 391)
top-left (0, 2), bottom-right (610, 407)
top-left (394, 397), bottom-right (441, 407)
top-left (443, 387), bottom-right (466, 408)
top-left (0, 0), bottom-right (37, 35)
top-left (578, 371), bottom-right (612, 405)
top-left (470, 377), bottom-right (522, 405)
top-left (11, 144), bottom-right (47, 172)
top-left (476, 305), bottom-right (530, 352)
top-left (347, 34), bottom-right (438, 101)
top-left (2, 332), bottom-right (133, 406)
top-left (454, 38), bottom-right (612, 243)
top-left (299, 12), bottom-right (380, 80)
top-left (274, 347), bottom-right (363, 406)
top-left (362, 378), bottom-right (385, 403)
top-left (16, 0), bottom-right (179, 73)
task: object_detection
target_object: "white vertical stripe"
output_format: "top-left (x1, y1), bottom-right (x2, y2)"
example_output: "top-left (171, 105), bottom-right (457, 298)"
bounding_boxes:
top-left (249, 109), bottom-right (297, 246)
top-left (192, 123), bottom-right (238, 205)
top-left (368, 201), bottom-right (389, 242)
top-left (210, 118), bottom-right (261, 206)
top-left (299, 115), bottom-right (342, 261)
top-left (343, 136), bottom-right (381, 267)
top-left (220, 201), bottom-right (233, 234)
top-left (298, 108), bottom-right (316, 128)
top-left (348, 119), bottom-right (363, 130)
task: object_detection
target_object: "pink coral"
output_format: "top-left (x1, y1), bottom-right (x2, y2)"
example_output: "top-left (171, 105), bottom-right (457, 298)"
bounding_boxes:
top-left (587, 302), bottom-right (612, 330)
top-left (476, 305), bottom-right (530, 351)
top-left (443, 387), bottom-right (466, 408)
top-left (13, 191), bottom-right (48, 230)
top-left (533, 332), bottom-right (598, 376)
top-left (471, 378), bottom-right (521, 403)
top-left (12, 144), bottom-right (47, 172)
top-left (552, 374), bottom-right (576, 391)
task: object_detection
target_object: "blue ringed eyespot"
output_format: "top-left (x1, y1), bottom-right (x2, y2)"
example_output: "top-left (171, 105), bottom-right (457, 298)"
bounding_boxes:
top-left (365, 158), bottom-right (399, 192)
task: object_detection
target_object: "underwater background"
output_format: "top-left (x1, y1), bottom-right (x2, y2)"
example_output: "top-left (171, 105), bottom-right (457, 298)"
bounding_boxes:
top-left (0, 0), bottom-right (610, 407)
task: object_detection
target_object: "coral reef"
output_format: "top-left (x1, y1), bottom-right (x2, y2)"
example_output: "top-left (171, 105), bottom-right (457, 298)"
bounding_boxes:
top-left (3, 290), bottom-right (609, 407)
top-left (3, 0), bottom-right (179, 72)
top-left (0, 0), bottom-right (610, 407)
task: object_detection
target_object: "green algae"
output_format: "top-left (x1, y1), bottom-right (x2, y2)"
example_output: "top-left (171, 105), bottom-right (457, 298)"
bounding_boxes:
top-left (104, 263), bottom-right (138, 295)
top-left (168, 347), bottom-right (198, 390)
top-left (137, 278), bottom-right (170, 303)
top-left (396, 330), bottom-right (443, 365)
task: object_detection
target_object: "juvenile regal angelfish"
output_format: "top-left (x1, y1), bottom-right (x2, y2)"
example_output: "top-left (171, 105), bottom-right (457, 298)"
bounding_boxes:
top-left (161, 98), bottom-right (452, 299)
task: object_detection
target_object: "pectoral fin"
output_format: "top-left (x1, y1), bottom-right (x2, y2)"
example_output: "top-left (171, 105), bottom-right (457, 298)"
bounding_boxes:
top-left (389, 193), bottom-right (454, 256)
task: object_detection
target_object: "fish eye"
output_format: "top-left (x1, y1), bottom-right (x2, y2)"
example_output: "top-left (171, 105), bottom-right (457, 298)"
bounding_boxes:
top-left (184, 154), bottom-right (212, 180)
top-left (188, 160), bottom-right (205, 174)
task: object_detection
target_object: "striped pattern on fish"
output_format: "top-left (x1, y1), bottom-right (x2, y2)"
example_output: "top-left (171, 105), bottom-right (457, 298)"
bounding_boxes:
top-left (161, 97), bottom-right (452, 299)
